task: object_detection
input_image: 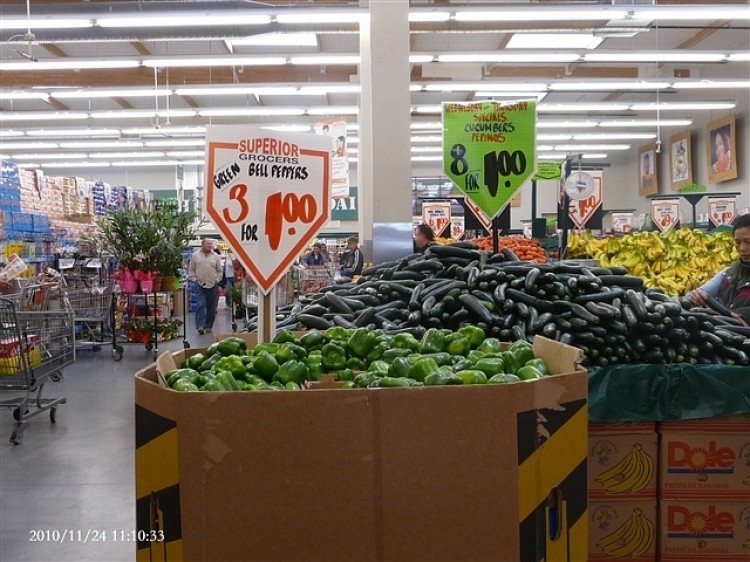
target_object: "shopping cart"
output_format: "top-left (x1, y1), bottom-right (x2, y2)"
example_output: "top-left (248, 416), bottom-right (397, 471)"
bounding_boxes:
top-left (65, 283), bottom-right (121, 360)
top-left (240, 272), bottom-right (295, 331)
top-left (297, 265), bottom-right (335, 296)
top-left (0, 285), bottom-right (74, 444)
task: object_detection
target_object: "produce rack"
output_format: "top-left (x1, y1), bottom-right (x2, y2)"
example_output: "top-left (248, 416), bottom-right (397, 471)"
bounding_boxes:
top-left (296, 265), bottom-right (335, 295)
top-left (65, 283), bottom-right (118, 359)
top-left (0, 284), bottom-right (74, 444)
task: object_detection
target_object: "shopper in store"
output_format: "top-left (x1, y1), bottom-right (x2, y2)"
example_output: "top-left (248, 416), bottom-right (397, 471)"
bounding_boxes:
top-left (687, 214), bottom-right (750, 325)
top-left (338, 237), bottom-right (363, 280)
top-left (414, 223), bottom-right (436, 253)
top-left (304, 242), bottom-right (330, 267)
top-left (221, 250), bottom-right (236, 309)
top-left (188, 238), bottom-right (222, 334)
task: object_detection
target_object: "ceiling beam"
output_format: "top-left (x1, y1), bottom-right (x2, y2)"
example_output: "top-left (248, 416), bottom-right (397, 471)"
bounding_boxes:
top-left (46, 97), bottom-right (69, 111)
top-left (130, 42), bottom-right (152, 56)
top-left (41, 44), bottom-right (68, 57)
top-left (112, 96), bottom-right (134, 109)
top-left (677, 19), bottom-right (730, 49)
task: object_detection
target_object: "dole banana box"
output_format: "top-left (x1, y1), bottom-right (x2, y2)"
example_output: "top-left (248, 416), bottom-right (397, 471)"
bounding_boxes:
top-left (588, 422), bottom-right (657, 500)
top-left (659, 500), bottom-right (750, 561)
top-left (658, 418), bottom-right (750, 500)
top-left (588, 499), bottom-right (657, 562)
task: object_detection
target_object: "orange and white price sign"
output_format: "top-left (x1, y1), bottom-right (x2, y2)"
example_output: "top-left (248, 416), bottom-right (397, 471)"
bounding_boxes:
top-left (568, 172), bottom-right (603, 230)
top-left (611, 212), bottom-right (634, 234)
top-left (708, 197), bottom-right (736, 227)
top-left (451, 217), bottom-right (465, 240)
top-left (651, 200), bottom-right (680, 233)
top-left (422, 201), bottom-right (451, 237)
top-left (205, 126), bottom-right (331, 294)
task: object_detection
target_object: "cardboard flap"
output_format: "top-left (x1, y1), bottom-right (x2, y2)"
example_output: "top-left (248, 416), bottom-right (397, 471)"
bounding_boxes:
top-left (533, 335), bottom-right (583, 375)
top-left (306, 374), bottom-right (346, 390)
top-left (156, 351), bottom-right (178, 384)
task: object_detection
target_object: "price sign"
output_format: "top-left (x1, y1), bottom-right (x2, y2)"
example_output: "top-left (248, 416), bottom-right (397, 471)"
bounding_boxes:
top-left (205, 126), bottom-right (331, 294)
top-left (422, 201), bottom-right (451, 237)
top-left (568, 172), bottom-right (603, 230)
top-left (451, 217), bottom-right (465, 240)
top-left (708, 197), bottom-right (736, 227)
top-left (534, 161), bottom-right (563, 181)
top-left (611, 212), bottom-right (635, 234)
top-left (443, 99), bottom-right (537, 219)
top-left (651, 200), bottom-right (680, 233)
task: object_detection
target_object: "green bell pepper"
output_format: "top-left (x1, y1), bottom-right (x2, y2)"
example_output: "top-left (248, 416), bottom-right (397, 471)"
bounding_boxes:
top-left (354, 372), bottom-right (381, 388)
top-left (408, 357), bottom-right (439, 382)
top-left (198, 353), bottom-right (223, 372)
top-left (304, 355), bottom-right (323, 381)
top-left (201, 378), bottom-right (225, 391)
top-left (420, 328), bottom-right (445, 354)
top-left (516, 365), bottom-right (544, 381)
top-left (501, 351), bottom-right (521, 375)
top-left (335, 368), bottom-right (355, 381)
top-left (422, 352), bottom-right (453, 367)
top-left (388, 356), bottom-right (412, 379)
top-left (366, 341), bottom-right (390, 363)
top-left (275, 342), bottom-right (307, 364)
top-left (458, 325), bottom-right (486, 349)
top-left (347, 327), bottom-right (378, 358)
top-left (524, 358), bottom-right (550, 376)
top-left (184, 353), bottom-right (206, 370)
top-left (253, 351), bottom-right (280, 382)
top-left (368, 360), bottom-right (390, 374)
top-left (474, 357), bottom-right (506, 377)
top-left (173, 379), bottom-right (200, 392)
top-left (380, 376), bottom-right (412, 388)
top-left (451, 358), bottom-right (474, 372)
top-left (273, 359), bottom-right (308, 386)
top-left (165, 368), bottom-right (199, 387)
top-left (346, 356), bottom-right (367, 371)
top-left (382, 348), bottom-right (412, 363)
top-left (455, 370), bottom-right (488, 385)
top-left (285, 381), bottom-right (301, 391)
top-left (423, 370), bottom-right (462, 386)
top-left (321, 342), bottom-right (347, 372)
top-left (392, 333), bottom-right (420, 352)
top-left (445, 333), bottom-right (471, 357)
top-left (215, 370), bottom-right (241, 391)
top-left (214, 356), bottom-right (246, 380)
top-left (273, 329), bottom-right (299, 345)
top-left (477, 337), bottom-right (503, 354)
top-left (509, 340), bottom-right (535, 366)
top-left (217, 337), bottom-right (248, 357)
top-left (341, 381), bottom-right (356, 389)
top-left (324, 326), bottom-right (351, 342)
top-left (299, 329), bottom-right (325, 351)
top-left (488, 373), bottom-right (521, 384)
top-left (467, 350), bottom-right (486, 364)
top-left (254, 342), bottom-right (280, 356)
top-left (206, 342), bottom-right (221, 356)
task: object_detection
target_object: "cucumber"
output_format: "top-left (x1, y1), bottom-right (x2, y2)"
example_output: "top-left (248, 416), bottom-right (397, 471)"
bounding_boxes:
top-left (524, 268), bottom-right (541, 292)
top-left (573, 288), bottom-right (625, 304)
top-left (568, 317), bottom-right (589, 331)
top-left (625, 289), bottom-right (648, 318)
top-left (298, 314), bottom-right (333, 330)
top-left (569, 302), bottom-right (600, 324)
top-left (599, 275), bottom-right (645, 288)
top-left (585, 301), bottom-right (619, 321)
top-left (704, 294), bottom-right (733, 317)
top-left (458, 293), bottom-right (493, 324)
top-left (622, 305), bottom-right (638, 328)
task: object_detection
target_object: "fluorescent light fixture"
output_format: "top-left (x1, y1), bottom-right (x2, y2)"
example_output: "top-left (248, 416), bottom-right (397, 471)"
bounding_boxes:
top-left (345, 137), bottom-right (359, 145)
top-left (409, 11), bottom-right (451, 22)
top-left (584, 52), bottom-right (726, 63)
top-left (26, 128), bottom-right (120, 137)
top-left (411, 146), bottom-right (442, 153)
top-left (554, 144), bottom-right (630, 151)
top-left (42, 162), bottom-right (110, 169)
top-left (728, 53), bottom-right (750, 61)
top-left (12, 153), bottom-right (87, 160)
top-left (0, 112), bottom-right (89, 121)
top-left (454, 8), bottom-right (628, 22)
top-left (410, 135), bottom-right (442, 143)
top-left (90, 109), bottom-right (197, 119)
top-left (549, 81), bottom-right (670, 91)
top-left (110, 160), bottom-right (185, 167)
top-left (424, 82), bottom-right (547, 92)
top-left (0, 142), bottom-right (59, 150)
top-left (290, 55), bottom-right (360, 65)
top-left (166, 151), bottom-right (205, 158)
top-left (672, 80), bottom-right (750, 90)
top-left (632, 7), bottom-right (750, 20)
top-left (537, 153), bottom-right (567, 160)
top-left (348, 157), bottom-right (359, 163)
top-left (52, 89), bottom-right (172, 99)
top-left (537, 134), bottom-right (573, 141)
top-left (144, 139), bottom-right (205, 147)
top-left (0, 18), bottom-right (93, 30)
top-left (629, 102), bottom-right (736, 111)
top-left (88, 152), bottom-right (165, 159)
top-left (0, 92), bottom-right (49, 101)
top-left (538, 120), bottom-right (598, 128)
top-left (409, 55), bottom-right (435, 64)
top-left (59, 141), bottom-right (144, 149)
top-left (144, 56), bottom-right (286, 68)
top-left (573, 133), bottom-right (656, 140)
top-left (413, 106), bottom-right (442, 114)
top-left (0, 130), bottom-right (26, 137)
top-left (411, 122), bottom-right (442, 130)
top-left (436, 53), bottom-right (579, 63)
top-left (16, 163), bottom-right (40, 169)
top-left (581, 154), bottom-right (608, 159)
top-left (261, 125), bottom-right (312, 132)
top-left (176, 86), bottom-right (297, 96)
top-left (536, 145), bottom-right (554, 151)
top-left (506, 34), bottom-right (603, 50)
top-left (0, 60), bottom-right (140, 71)
top-left (97, 14), bottom-right (271, 27)
top-left (121, 127), bottom-right (205, 135)
top-left (539, 103), bottom-right (630, 112)
top-left (199, 108), bottom-right (305, 117)
top-left (347, 147), bottom-right (358, 154)
top-left (346, 124), bottom-right (359, 131)
top-left (307, 106), bottom-right (358, 116)
top-left (177, 160), bottom-right (205, 166)
top-left (229, 33), bottom-right (318, 47)
top-left (299, 85), bottom-right (361, 95)
top-left (476, 92), bottom-right (548, 102)
top-left (411, 156), bottom-right (443, 162)
top-left (275, 12), bottom-right (366, 24)
top-left (599, 119), bottom-right (693, 127)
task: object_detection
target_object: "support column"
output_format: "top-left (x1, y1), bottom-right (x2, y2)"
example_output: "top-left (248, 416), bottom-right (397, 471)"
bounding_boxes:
top-left (358, 0), bottom-right (414, 264)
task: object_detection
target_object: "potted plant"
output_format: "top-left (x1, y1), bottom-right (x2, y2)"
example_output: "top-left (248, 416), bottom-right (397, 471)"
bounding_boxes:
top-left (150, 205), bottom-right (200, 290)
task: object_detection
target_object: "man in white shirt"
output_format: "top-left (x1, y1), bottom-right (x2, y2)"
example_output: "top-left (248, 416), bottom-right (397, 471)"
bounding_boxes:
top-left (188, 239), bottom-right (222, 334)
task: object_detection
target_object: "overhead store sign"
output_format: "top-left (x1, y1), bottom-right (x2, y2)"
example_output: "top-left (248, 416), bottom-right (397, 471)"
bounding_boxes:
top-left (205, 126), bottom-right (331, 294)
top-left (422, 201), bottom-right (451, 237)
top-left (708, 196), bottom-right (736, 227)
top-left (568, 171), bottom-right (603, 230)
top-left (534, 161), bottom-right (563, 181)
top-left (314, 120), bottom-right (349, 199)
top-left (330, 186), bottom-right (358, 221)
top-left (442, 99), bottom-right (537, 219)
top-left (451, 217), bottom-right (465, 240)
top-left (651, 200), bottom-right (680, 233)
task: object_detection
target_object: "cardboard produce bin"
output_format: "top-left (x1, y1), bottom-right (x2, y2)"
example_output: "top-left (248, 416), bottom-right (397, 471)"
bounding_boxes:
top-left (135, 336), bottom-right (588, 562)
top-left (588, 423), bottom-right (658, 500)
top-left (659, 499), bottom-right (750, 561)
top-left (588, 499), bottom-right (657, 562)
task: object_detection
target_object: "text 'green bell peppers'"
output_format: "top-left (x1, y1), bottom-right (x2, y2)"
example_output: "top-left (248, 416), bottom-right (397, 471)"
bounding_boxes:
top-left (458, 325), bottom-right (486, 349)
top-left (273, 360), bottom-right (308, 386)
top-left (299, 329), bottom-right (325, 351)
top-left (273, 329), bottom-right (299, 345)
top-left (420, 328), bottom-right (445, 354)
top-left (445, 333), bottom-right (471, 357)
top-left (254, 351), bottom-right (279, 382)
top-left (347, 327), bottom-right (378, 358)
top-left (321, 342), bottom-right (347, 372)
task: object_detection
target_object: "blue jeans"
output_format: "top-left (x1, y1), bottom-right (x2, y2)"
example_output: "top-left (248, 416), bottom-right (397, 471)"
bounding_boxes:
top-left (224, 277), bottom-right (234, 308)
top-left (194, 283), bottom-right (219, 330)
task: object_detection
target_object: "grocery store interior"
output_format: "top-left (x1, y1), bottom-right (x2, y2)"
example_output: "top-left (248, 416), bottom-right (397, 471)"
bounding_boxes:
top-left (1, 1), bottom-right (749, 561)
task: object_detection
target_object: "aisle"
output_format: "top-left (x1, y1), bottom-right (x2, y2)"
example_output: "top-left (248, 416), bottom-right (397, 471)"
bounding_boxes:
top-left (0, 305), bottom-right (236, 562)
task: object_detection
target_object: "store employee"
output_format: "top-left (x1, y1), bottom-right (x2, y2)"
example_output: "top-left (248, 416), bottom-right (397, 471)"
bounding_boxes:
top-left (188, 239), bottom-right (222, 335)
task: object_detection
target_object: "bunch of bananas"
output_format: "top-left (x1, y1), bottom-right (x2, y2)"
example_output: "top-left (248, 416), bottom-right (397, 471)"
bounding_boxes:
top-left (568, 227), bottom-right (738, 295)
top-left (595, 508), bottom-right (655, 558)
top-left (594, 442), bottom-right (655, 495)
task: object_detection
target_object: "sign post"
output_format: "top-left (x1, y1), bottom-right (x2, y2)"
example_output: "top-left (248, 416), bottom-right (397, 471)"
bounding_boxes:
top-left (443, 99), bottom-right (537, 253)
top-left (204, 126), bottom-right (331, 342)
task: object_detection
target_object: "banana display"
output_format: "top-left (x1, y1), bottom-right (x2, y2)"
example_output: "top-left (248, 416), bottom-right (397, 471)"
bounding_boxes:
top-left (595, 507), bottom-right (656, 559)
top-left (594, 443), bottom-right (655, 495)
top-left (568, 227), bottom-right (738, 296)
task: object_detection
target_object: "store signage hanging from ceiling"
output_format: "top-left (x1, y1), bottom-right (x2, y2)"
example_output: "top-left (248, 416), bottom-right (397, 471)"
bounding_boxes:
top-left (651, 200), bottom-right (681, 233)
top-left (534, 161), bottom-right (563, 181)
top-left (567, 171), bottom-right (603, 230)
top-left (708, 196), bottom-right (736, 228)
top-left (314, 120), bottom-right (350, 199)
top-left (442, 99), bottom-right (537, 219)
top-left (421, 201), bottom-right (452, 237)
top-left (204, 125), bottom-right (331, 294)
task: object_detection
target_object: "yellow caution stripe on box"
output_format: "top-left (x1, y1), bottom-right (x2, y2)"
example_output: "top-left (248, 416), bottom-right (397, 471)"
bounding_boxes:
top-left (517, 399), bottom-right (588, 562)
top-left (135, 405), bottom-right (183, 561)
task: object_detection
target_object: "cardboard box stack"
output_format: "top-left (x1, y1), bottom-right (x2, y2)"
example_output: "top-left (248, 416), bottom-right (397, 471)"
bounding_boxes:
top-left (588, 422), bottom-right (659, 561)
top-left (657, 415), bottom-right (750, 561)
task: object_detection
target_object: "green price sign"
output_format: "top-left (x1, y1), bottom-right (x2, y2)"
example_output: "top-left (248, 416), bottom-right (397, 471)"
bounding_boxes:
top-left (535, 161), bottom-right (562, 181)
top-left (443, 100), bottom-right (537, 220)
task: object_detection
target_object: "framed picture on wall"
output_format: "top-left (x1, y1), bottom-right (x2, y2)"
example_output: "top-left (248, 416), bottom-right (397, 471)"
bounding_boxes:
top-left (669, 130), bottom-right (692, 191)
top-left (707, 114), bottom-right (738, 183)
top-left (638, 143), bottom-right (658, 196)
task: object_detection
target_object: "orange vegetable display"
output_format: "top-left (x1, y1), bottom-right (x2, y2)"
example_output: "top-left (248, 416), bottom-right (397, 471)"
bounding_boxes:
top-left (475, 235), bottom-right (548, 263)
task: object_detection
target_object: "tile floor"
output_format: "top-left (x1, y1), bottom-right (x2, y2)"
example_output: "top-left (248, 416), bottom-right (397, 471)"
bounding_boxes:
top-left (0, 304), bottom-right (237, 562)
